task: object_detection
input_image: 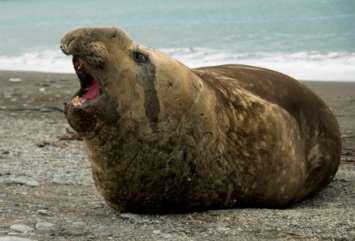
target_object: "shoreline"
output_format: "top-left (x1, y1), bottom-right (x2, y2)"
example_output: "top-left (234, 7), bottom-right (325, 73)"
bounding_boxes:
top-left (1, 69), bottom-right (355, 83)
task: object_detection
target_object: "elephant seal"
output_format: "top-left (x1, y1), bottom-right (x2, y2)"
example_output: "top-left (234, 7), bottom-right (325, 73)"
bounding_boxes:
top-left (60, 27), bottom-right (341, 213)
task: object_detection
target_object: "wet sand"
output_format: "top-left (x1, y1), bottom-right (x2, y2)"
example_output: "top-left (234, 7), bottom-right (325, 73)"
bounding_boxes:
top-left (0, 70), bottom-right (354, 241)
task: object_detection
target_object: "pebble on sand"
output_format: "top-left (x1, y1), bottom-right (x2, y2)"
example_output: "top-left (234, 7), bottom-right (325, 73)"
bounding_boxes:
top-left (9, 224), bottom-right (33, 233)
top-left (37, 210), bottom-right (49, 216)
top-left (8, 78), bottom-right (22, 82)
top-left (35, 222), bottom-right (54, 232)
top-left (0, 237), bottom-right (36, 241)
top-left (0, 176), bottom-right (39, 187)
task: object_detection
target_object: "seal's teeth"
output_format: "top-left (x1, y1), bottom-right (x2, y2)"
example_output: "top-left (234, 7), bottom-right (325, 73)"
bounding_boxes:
top-left (74, 57), bottom-right (87, 72)
top-left (72, 96), bottom-right (83, 107)
top-left (77, 62), bottom-right (85, 71)
top-left (73, 95), bottom-right (80, 102)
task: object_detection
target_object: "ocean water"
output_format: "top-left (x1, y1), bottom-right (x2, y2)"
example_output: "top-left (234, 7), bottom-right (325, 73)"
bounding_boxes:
top-left (0, 0), bottom-right (354, 80)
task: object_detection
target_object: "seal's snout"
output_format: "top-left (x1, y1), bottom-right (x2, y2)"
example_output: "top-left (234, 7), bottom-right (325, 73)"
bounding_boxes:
top-left (60, 29), bottom-right (109, 65)
top-left (60, 27), bottom-right (131, 55)
top-left (60, 39), bottom-right (71, 56)
top-left (60, 30), bottom-right (80, 55)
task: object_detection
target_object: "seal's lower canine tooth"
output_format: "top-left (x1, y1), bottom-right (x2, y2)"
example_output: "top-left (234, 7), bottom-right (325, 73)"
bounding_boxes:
top-left (72, 96), bottom-right (82, 106)
top-left (77, 59), bottom-right (85, 71)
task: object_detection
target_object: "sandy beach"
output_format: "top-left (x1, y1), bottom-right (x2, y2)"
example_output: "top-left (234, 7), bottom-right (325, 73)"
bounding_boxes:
top-left (0, 70), bottom-right (354, 241)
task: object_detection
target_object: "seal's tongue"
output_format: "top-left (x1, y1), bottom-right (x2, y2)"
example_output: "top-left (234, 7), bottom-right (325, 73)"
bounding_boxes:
top-left (82, 78), bottom-right (100, 101)
top-left (70, 78), bottom-right (100, 107)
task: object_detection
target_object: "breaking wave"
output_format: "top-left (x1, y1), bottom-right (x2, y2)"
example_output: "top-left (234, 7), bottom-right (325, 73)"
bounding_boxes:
top-left (1, 48), bottom-right (354, 81)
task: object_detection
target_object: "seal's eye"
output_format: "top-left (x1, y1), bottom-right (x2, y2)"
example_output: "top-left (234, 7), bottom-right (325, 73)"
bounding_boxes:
top-left (133, 51), bottom-right (148, 64)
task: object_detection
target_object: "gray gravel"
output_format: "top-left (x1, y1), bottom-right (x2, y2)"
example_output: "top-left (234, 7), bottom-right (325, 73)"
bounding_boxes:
top-left (0, 237), bottom-right (36, 241)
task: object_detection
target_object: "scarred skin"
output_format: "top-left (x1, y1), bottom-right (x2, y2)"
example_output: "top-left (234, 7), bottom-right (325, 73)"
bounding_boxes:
top-left (60, 27), bottom-right (341, 213)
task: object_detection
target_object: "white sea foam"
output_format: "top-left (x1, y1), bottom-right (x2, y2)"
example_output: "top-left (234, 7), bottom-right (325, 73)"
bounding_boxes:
top-left (0, 50), bottom-right (73, 73)
top-left (164, 48), bottom-right (355, 81)
top-left (0, 49), bottom-right (354, 81)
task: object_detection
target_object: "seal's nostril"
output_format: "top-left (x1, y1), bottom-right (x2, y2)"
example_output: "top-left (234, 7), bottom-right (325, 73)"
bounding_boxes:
top-left (60, 41), bottom-right (70, 54)
top-left (60, 44), bottom-right (65, 53)
top-left (60, 34), bottom-right (77, 54)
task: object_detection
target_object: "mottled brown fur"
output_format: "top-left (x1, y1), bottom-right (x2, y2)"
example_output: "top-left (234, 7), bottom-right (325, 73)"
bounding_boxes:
top-left (61, 27), bottom-right (341, 213)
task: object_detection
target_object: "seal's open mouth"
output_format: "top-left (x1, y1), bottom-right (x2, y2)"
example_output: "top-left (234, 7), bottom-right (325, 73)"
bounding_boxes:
top-left (70, 55), bottom-right (101, 107)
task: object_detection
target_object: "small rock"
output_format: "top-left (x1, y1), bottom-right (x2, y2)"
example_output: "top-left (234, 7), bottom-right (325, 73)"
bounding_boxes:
top-left (0, 237), bottom-right (35, 241)
top-left (50, 141), bottom-right (67, 148)
top-left (72, 221), bottom-right (86, 226)
top-left (60, 221), bottom-right (89, 236)
top-left (119, 213), bottom-right (147, 224)
top-left (37, 210), bottom-right (49, 216)
top-left (216, 226), bottom-right (230, 232)
top-left (36, 141), bottom-right (50, 148)
top-left (8, 78), bottom-right (22, 82)
top-left (152, 230), bottom-right (161, 234)
top-left (4, 234), bottom-right (19, 237)
top-left (35, 222), bottom-right (54, 232)
top-left (10, 224), bottom-right (33, 233)
top-left (0, 176), bottom-right (39, 187)
top-left (159, 233), bottom-right (173, 239)
top-left (38, 88), bottom-right (45, 92)
top-left (120, 213), bottom-right (139, 219)
top-left (349, 230), bottom-right (355, 239)
top-left (0, 172), bottom-right (11, 177)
